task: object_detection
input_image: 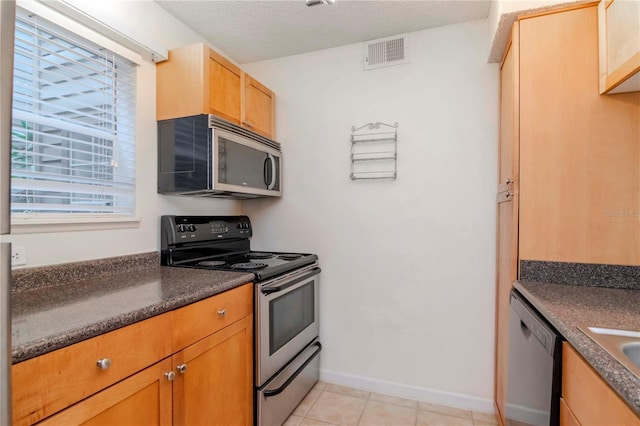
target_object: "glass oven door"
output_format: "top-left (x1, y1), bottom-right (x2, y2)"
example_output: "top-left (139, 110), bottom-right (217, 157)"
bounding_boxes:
top-left (256, 266), bottom-right (320, 386)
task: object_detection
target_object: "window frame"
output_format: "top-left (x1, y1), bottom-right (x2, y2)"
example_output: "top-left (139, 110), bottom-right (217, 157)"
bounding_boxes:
top-left (10, 0), bottom-right (142, 232)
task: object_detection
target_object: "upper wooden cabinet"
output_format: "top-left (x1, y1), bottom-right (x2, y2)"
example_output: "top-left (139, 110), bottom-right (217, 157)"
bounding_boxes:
top-left (242, 74), bottom-right (276, 139)
top-left (517, 4), bottom-right (640, 266)
top-left (157, 43), bottom-right (276, 139)
top-left (598, 0), bottom-right (640, 94)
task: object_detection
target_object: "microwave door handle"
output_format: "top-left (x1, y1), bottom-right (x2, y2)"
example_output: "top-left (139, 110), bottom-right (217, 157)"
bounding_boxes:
top-left (266, 154), bottom-right (277, 190)
top-left (263, 156), bottom-right (269, 187)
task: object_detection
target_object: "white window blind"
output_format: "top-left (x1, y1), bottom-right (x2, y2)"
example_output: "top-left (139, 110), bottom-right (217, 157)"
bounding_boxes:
top-left (11, 7), bottom-right (136, 219)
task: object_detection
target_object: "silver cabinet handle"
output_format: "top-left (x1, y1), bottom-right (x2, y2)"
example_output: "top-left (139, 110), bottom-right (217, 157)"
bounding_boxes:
top-left (505, 191), bottom-right (513, 198)
top-left (242, 120), bottom-right (254, 129)
top-left (96, 358), bottom-right (112, 370)
top-left (164, 371), bottom-right (176, 381)
top-left (505, 178), bottom-right (513, 185)
top-left (177, 364), bottom-right (188, 374)
top-left (217, 309), bottom-right (227, 317)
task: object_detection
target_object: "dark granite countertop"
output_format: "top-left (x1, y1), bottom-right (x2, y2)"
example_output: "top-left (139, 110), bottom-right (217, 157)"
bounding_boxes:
top-left (514, 281), bottom-right (640, 415)
top-left (11, 264), bottom-right (254, 363)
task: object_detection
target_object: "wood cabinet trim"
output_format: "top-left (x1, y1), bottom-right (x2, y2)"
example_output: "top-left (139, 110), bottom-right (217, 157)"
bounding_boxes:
top-left (516, 1), bottom-right (599, 21)
top-left (208, 48), bottom-right (241, 78)
top-left (495, 24), bottom-right (520, 423)
top-left (604, 51), bottom-right (640, 93)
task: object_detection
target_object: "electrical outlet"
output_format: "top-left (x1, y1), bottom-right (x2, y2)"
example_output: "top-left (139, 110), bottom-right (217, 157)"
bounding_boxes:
top-left (11, 246), bottom-right (27, 266)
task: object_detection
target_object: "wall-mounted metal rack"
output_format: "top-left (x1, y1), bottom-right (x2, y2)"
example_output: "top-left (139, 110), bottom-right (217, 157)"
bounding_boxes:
top-left (350, 122), bottom-right (398, 180)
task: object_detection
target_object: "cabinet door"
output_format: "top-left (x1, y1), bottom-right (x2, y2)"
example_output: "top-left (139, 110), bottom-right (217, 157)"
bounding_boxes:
top-left (173, 315), bottom-right (253, 426)
top-left (562, 343), bottom-right (640, 425)
top-left (242, 73), bottom-right (275, 139)
top-left (495, 27), bottom-right (519, 424)
top-left (36, 359), bottom-right (173, 426)
top-left (208, 49), bottom-right (242, 124)
top-left (598, 0), bottom-right (640, 93)
top-left (518, 6), bottom-right (640, 265)
top-left (156, 43), bottom-right (208, 121)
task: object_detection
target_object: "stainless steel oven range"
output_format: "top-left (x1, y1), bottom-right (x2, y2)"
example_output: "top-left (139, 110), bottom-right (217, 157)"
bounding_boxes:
top-left (161, 215), bottom-right (321, 426)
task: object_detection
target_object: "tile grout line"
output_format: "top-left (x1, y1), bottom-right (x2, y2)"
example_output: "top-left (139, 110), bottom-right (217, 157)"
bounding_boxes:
top-left (354, 390), bottom-right (370, 426)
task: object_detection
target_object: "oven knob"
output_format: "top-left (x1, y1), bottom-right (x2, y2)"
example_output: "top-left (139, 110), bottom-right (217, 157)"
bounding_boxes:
top-left (177, 225), bottom-right (185, 233)
top-left (188, 224), bottom-right (196, 232)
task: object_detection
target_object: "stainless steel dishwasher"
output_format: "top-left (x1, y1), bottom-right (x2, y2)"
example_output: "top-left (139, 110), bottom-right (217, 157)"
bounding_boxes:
top-left (505, 289), bottom-right (562, 426)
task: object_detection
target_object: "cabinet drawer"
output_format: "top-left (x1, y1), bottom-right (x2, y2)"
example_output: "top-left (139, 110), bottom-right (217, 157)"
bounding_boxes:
top-left (172, 283), bottom-right (253, 351)
top-left (12, 312), bottom-right (173, 426)
top-left (562, 343), bottom-right (640, 426)
top-left (36, 358), bottom-right (173, 426)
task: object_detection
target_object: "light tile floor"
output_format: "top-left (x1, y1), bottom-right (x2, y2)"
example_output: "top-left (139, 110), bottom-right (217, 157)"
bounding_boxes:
top-left (285, 382), bottom-right (500, 426)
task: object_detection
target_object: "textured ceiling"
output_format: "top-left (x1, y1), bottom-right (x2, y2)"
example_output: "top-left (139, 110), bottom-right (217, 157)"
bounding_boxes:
top-left (155, 0), bottom-right (491, 64)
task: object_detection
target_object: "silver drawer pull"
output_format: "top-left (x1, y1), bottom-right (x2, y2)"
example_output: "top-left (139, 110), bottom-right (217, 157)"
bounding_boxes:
top-left (96, 358), bottom-right (111, 370)
top-left (505, 191), bottom-right (513, 198)
top-left (177, 364), bottom-right (188, 374)
top-left (165, 371), bottom-right (176, 381)
top-left (217, 309), bottom-right (227, 317)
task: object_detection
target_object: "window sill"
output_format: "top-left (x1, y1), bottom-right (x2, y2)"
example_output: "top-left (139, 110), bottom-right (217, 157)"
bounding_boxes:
top-left (10, 215), bottom-right (141, 234)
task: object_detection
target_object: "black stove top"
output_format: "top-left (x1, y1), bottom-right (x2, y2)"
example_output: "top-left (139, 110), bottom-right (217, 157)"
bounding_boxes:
top-left (161, 215), bottom-right (318, 282)
top-left (175, 250), bottom-right (318, 281)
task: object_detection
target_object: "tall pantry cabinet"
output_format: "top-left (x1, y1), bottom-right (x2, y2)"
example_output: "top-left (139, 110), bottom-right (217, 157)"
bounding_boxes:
top-left (494, 3), bottom-right (640, 422)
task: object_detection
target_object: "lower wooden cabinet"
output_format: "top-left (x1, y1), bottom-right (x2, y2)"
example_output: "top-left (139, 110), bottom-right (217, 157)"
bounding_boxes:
top-left (36, 359), bottom-right (174, 426)
top-left (12, 283), bottom-right (254, 426)
top-left (12, 312), bottom-right (173, 425)
top-left (562, 342), bottom-right (640, 426)
top-left (173, 315), bottom-right (253, 426)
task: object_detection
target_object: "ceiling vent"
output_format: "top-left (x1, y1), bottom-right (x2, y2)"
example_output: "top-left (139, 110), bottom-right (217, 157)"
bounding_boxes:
top-left (363, 34), bottom-right (409, 71)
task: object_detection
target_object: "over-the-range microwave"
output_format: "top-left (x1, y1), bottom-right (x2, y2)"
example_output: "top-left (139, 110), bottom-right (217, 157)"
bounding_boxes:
top-left (158, 114), bottom-right (282, 199)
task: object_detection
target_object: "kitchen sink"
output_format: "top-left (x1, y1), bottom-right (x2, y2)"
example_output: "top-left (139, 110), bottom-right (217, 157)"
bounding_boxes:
top-left (578, 326), bottom-right (640, 379)
top-left (623, 343), bottom-right (640, 368)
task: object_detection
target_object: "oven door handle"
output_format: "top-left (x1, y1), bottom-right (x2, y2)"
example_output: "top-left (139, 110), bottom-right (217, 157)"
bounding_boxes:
top-left (261, 267), bottom-right (321, 295)
top-left (263, 342), bottom-right (322, 398)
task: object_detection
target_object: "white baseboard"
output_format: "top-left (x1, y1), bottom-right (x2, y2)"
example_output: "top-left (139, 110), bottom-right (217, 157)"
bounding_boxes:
top-left (320, 369), bottom-right (496, 414)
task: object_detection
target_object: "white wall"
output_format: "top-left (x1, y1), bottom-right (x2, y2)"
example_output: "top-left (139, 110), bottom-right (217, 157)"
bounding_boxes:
top-left (243, 19), bottom-right (499, 410)
top-left (8, 1), bottom-right (240, 268)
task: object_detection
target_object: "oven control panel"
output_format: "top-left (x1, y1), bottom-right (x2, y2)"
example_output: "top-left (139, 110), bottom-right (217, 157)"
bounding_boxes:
top-left (161, 215), bottom-right (252, 246)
